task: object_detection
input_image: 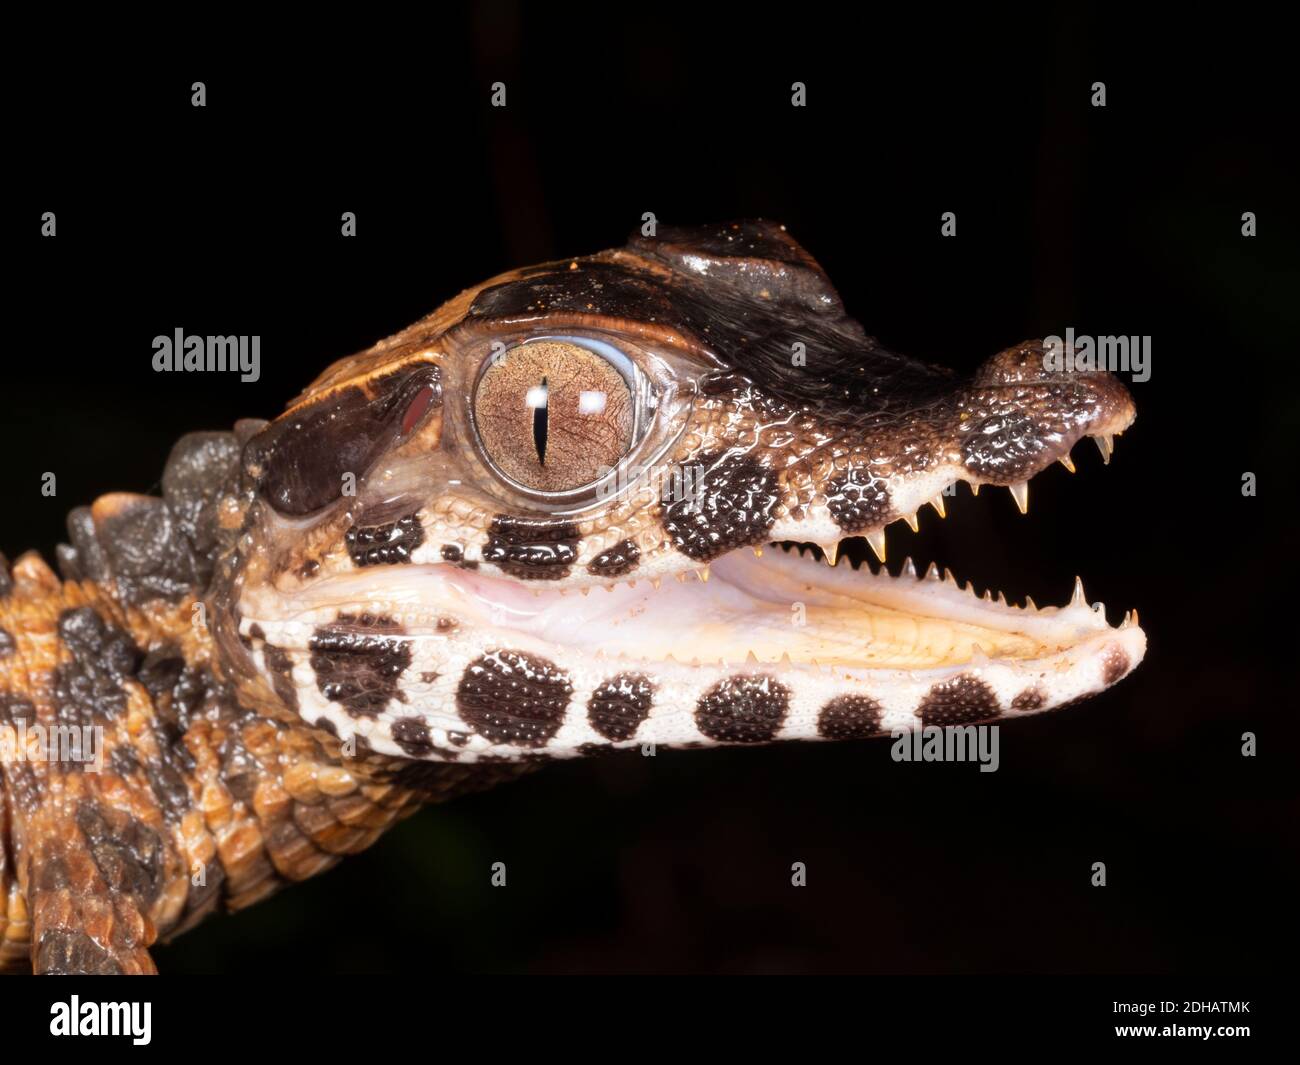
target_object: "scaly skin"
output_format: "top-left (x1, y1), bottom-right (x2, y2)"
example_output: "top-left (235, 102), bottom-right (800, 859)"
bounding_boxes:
top-left (0, 221), bottom-right (1144, 973)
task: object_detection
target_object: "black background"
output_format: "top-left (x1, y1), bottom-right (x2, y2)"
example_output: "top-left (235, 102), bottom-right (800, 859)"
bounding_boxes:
top-left (8, 7), bottom-right (1297, 975)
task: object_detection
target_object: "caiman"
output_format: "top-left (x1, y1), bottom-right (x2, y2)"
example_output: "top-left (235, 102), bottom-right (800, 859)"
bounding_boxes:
top-left (0, 221), bottom-right (1143, 973)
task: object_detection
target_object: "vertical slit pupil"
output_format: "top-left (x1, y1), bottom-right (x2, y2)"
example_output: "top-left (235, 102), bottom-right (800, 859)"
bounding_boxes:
top-left (532, 375), bottom-right (548, 466)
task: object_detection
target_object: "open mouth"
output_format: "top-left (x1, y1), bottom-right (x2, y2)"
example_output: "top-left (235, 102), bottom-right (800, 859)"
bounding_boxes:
top-left (245, 432), bottom-right (1142, 682)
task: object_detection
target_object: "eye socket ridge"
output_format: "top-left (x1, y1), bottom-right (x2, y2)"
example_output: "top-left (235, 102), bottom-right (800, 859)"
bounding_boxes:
top-left (471, 333), bottom-right (651, 500)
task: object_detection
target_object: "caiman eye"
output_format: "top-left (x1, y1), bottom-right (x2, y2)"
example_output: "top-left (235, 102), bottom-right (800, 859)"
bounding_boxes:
top-left (473, 337), bottom-right (637, 493)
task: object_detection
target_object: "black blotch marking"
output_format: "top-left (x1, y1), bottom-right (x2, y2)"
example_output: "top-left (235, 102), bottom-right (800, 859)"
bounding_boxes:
top-left (0, 625), bottom-right (13, 656)
top-left (661, 452), bottom-right (780, 562)
top-left (482, 516), bottom-right (580, 580)
top-left (298, 558), bottom-right (321, 579)
top-left (76, 801), bottom-right (164, 908)
top-left (959, 408), bottom-right (1053, 482)
top-left (248, 623), bottom-right (266, 642)
top-left (95, 495), bottom-right (200, 605)
top-left (436, 617), bottom-right (457, 633)
top-left (65, 507), bottom-right (110, 582)
top-left (825, 466), bottom-right (892, 533)
top-left (161, 430), bottom-right (242, 586)
top-left (345, 512), bottom-right (426, 567)
top-left (917, 674), bottom-right (1001, 726)
top-left (264, 644), bottom-right (300, 713)
top-left (136, 650), bottom-right (208, 733)
top-left (440, 544), bottom-right (463, 563)
top-left (391, 717), bottom-right (438, 757)
top-left (587, 673), bottom-right (655, 741)
top-left (218, 728), bottom-right (261, 806)
top-left (817, 694), bottom-right (884, 739)
top-left (1011, 688), bottom-right (1046, 712)
top-left (53, 607), bottom-right (142, 727)
top-left (314, 716), bottom-right (338, 736)
top-left (587, 538), bottom-right (641, 579)
top-left (110, 744), bottom-right (141, 777)
top-left (420, 670), bottom-right (441, 683)
top-left (695, 674), bottom-right (790, 743)
top-left (35, 931), bottom-right (124, 976)
top-left (457, 649), bottom-right (572, 746)
top-left (309, 613), bottom-right (413, 718)
top-left (1102, 646), bottom-right (1131, 685)
top-left (245, 363), bottom-right (441, 517)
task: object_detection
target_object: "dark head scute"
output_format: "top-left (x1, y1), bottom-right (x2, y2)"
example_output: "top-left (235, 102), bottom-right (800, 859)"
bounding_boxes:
top-left (825, 466), bottom-right (893, 533)
top-left (456, 649), bottom-right (572, 747)
top-left (483, 516), bottom-right (579, 580)
top-left (1101, 646), bottom-right (1131, 685)
top-left (818, 694), bottom-right (884, 740)
top-left (245, 363), bottom-right (441, 517)
top-left (695, 674), bottom-right (790, 743)
top-left (308, 614), bottom-right (412, 718)
top-left (587, 538), bottom-right (640, 579)
top-left (345, 512), bottom-right (426, 567)
top-left (917, 674), bottom-right (1001, 726)
top-left (390, 716), bottom-right (436, 758)
top-left (662, 452), bottom-right (779, 562)
top-left (587, 672), bottom-right (655, 741)
top-left (1011, 688), bottom-right (1046, 712)
top-left (263, 643), bottom-right (300, 713)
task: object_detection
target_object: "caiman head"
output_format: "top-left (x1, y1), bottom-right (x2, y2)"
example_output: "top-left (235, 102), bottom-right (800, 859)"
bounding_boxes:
top-left (211, 220), bottom-right (1143, 763)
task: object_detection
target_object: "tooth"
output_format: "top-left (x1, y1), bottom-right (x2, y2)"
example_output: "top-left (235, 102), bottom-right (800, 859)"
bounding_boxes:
top-left (1131, 607), bottom-right (1139, 626)
top-left (580, 587), bottom-right (591, 596)
top-left (676, 572), bottom-right (688, 583)
top-left (603, 583), bottom-right (616, 592)
top-left (929, 494), bottom-right (947, 518)
top-left (903, 512), bottom-right (919, 532)
top-left (697, 567), bottom-right (710, 582)
top-left (823, 541), bottom-right (840, 566)
top-left (901, 556), bottom-right (917, 578)
top-left (652, 577), bottom-right (662, 589)
top-left (865, 529), bottom-right (886, 562)
top-left (925, 561), bottom-right (941, 581)
top-left (1058, 453), bottom-right (1076, 473)
top-left (752, 545), bottom-right (764, 558)
top-left (1025, 595), bottom-right (1037, 611)
top-left (1094, 434), bottom-right (1113, 464)
top-left (779, 651), bottom-right (793, 665)
top-left (1070, 576), bottom-right (1087, 608)
top-left (1008, 481), bottom-right (1029, 513)
top-left (745, 650), bottom-right (760, 664)
top-left (969, 483), bottom-right (980, 496)
top-left (969, 644), bottom-right (990, 667)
